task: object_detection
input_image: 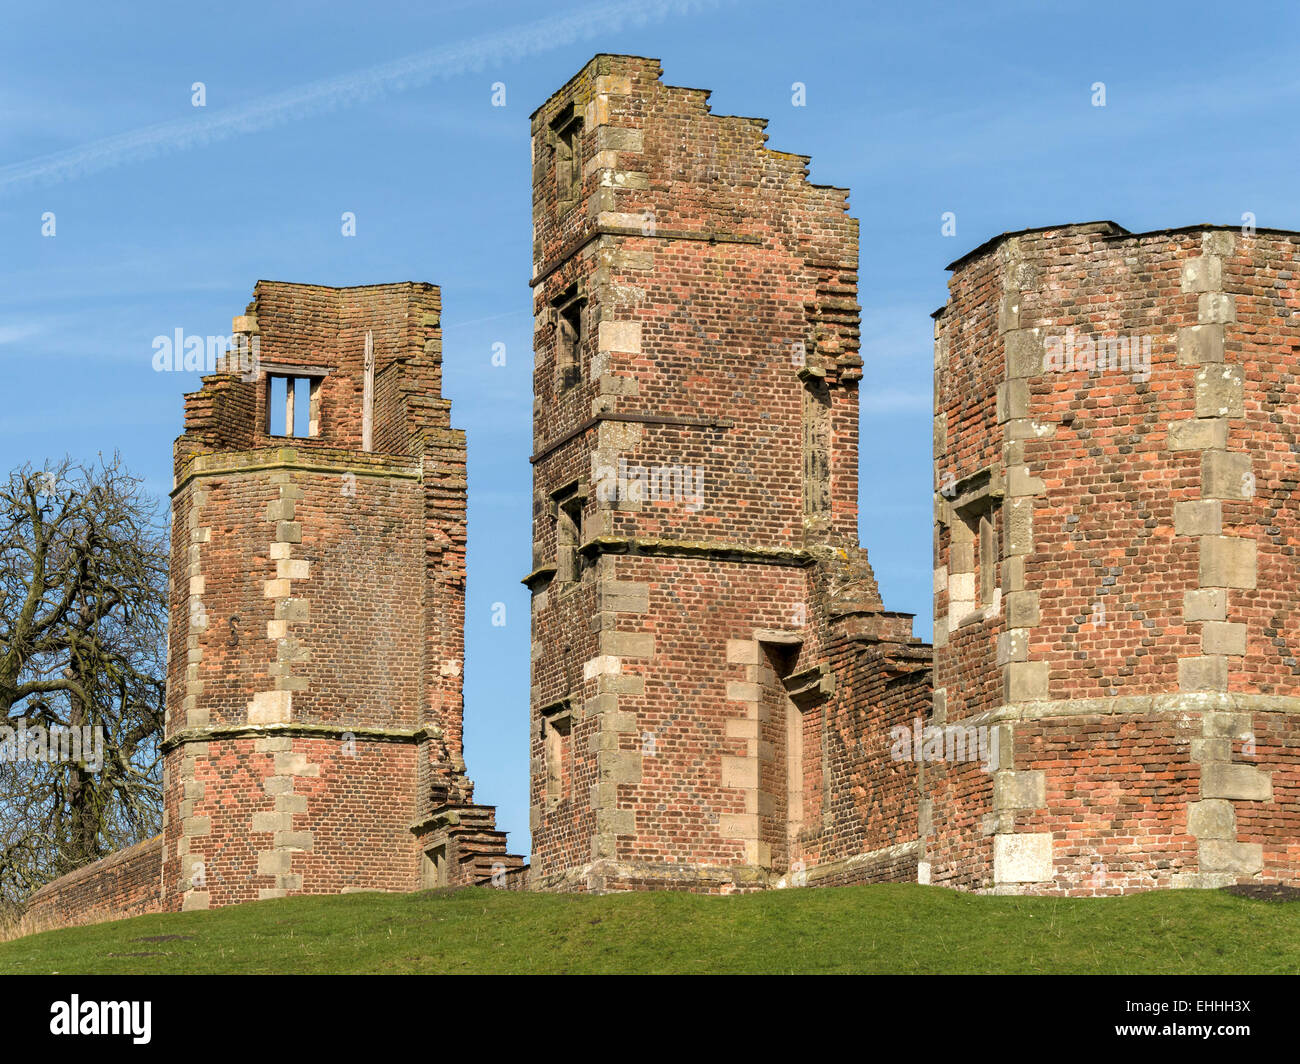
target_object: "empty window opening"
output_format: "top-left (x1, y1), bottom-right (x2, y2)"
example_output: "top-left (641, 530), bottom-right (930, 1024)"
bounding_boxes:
top-left (758, 639), bottom-right (812, 874)
top-left (949, 501), bottom-right (999, 624)
top-left (782, 671), bottom-right (806, 857)
top-left (267, 375), bottom-right (321, 438)
top-left (802, 378), bottom-right (831, 525)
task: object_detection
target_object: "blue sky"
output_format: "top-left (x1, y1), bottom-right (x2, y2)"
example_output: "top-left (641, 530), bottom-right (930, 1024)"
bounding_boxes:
top-left (3, 0), bottom-right (1297, 849)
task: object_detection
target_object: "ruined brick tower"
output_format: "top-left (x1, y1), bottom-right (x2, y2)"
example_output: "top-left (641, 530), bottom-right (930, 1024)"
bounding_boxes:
top-left (928, 223), bottom-right (1300, 894)
top-left (162, 281), bottom-right (520, 910)
top-left (526, 55), bottom-right (930, 892)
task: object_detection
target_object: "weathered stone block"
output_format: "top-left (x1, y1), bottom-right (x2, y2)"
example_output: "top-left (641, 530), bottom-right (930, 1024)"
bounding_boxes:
top-left (996, 628), bottom-right (1028, 665)
top-left (993, 770), bottom-right (1045, 812)
top-left (1195, 365), bottom-right (1244, 418)
top-left (1177, 324), bottom-right (1224, 365)
top-left (273, 831), bottom-right (314, 852)
top-left (1005, 590), bottom-right (1040, 628)
top-left (720, 755), bottom-right (758, 790)
top-left (1181, 255), bottom-right (1221, 293)
top-left (597, 320), bottom-right (642, 354)
top-left (1198, 292), bottom-right (1236, 324)
top-left (996, 379), bottom-right (1029, 422)
top-left (1004, 330), bottom-right (1043, 379)
top-left (1202, 450), bottom-right (1252, 499)
top-left (1202, 621), bottom-right (1246, 656)
top-left (1199, 839), bottom-right (1262, 874)
top-left (1004, 660), bottom-right (1049, 702)
top-left (993, 833), bottom-right (1053, 884)
top-left (1174, 500), bottom-right (1222, 537)
top-left (1184, 588), bottom-right (1226, 621)
top-left (1005, 498), bottom-right (1034, 556)
top-left (1201, 763), bottom-right (1272, 801)
top-left (1179, 655), bottom-right (1227, 692)
top-left (1200, 536), bottom-right (1257, 589)
top-left (1187, 799), bottom-right (1235, 840)
top-left (1167, 419), bottom-right (1227, 452)
top-left (1006, 466), bottom-right (1045, 497)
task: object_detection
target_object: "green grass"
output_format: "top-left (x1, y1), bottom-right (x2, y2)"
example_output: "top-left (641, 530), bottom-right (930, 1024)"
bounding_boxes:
top-left (0, 884), bottom-right (1295, 974)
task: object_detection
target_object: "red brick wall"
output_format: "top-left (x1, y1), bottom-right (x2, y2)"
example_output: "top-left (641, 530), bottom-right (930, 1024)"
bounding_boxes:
top-left (929, 223), bottom-right (1300, 894)
top-left (160, 280), bottom-right (512, 912)
top-left (527, 55), bottom-right (928, 892)
top-left (160, 737), bottom-right (420, 908)
top-left (164, 465), bottom-right (427, 738)
top-left (14, 837), bottom-right (162, 938)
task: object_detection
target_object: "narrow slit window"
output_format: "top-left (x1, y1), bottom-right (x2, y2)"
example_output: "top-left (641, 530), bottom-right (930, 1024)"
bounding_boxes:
top-left (543, 713), bottom-right (572, 806)
top-left (802, 378), bottom-right (832, 521)
top-left (554, 489), bottom-right (584, 583)
top-left (552, 286), bottom-right (585, 393)
top-left (553, 111), bottom-right (583, 209)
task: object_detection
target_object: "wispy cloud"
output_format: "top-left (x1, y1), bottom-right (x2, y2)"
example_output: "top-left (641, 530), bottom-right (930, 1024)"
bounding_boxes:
top-left (0, 0), bottom-right (724, 196)
top-left (0, 321), bottom-right (46, 345)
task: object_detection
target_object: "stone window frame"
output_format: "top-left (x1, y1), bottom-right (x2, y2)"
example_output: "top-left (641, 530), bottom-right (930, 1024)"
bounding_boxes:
top-left (946, 467), bottom-right (1004, 628)
top-left (261, 362), bottom-right (330, 439)
top-left (539, 698), bottom-right (575, 808)
top-left (550, 284), bottom-right (586, 393)
top-left (549, 479), bottom-right (589, 586)
top-left (420, 843), bottom-right (448, 888)
top-left (729, 630), bottom-right (831, 871)
top-left (548, 103), bottom-right (584, 215)
top-left (778, 655), bottom-right (833, 855)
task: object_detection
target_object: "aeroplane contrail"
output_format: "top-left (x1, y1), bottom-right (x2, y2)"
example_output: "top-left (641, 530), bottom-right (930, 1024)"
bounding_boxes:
top-left (0, 0), bottom-right (723, 196)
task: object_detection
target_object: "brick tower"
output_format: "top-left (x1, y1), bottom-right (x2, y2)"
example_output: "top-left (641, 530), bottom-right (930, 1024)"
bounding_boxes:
top-left (162, 281), bottom-right (520, 910)
top-left (525, 56), bottom-right (930, 892)
top-left (929, 223), bottom-right (1300, 894)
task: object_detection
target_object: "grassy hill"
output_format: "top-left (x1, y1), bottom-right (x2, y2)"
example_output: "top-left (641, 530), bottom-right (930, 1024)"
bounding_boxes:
top-left (0, 883), bottom-right (1296, 975)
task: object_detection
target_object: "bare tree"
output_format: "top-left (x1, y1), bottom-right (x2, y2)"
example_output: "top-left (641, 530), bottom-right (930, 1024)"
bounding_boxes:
top-left (0, 455), bottom-right (167, 905)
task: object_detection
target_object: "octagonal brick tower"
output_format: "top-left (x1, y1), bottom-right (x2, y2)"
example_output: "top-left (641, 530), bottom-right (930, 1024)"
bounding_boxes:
top-left (161, 280), bottom-right (520, 910)
top-left (928, 222), bottom-right (1300, 895)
